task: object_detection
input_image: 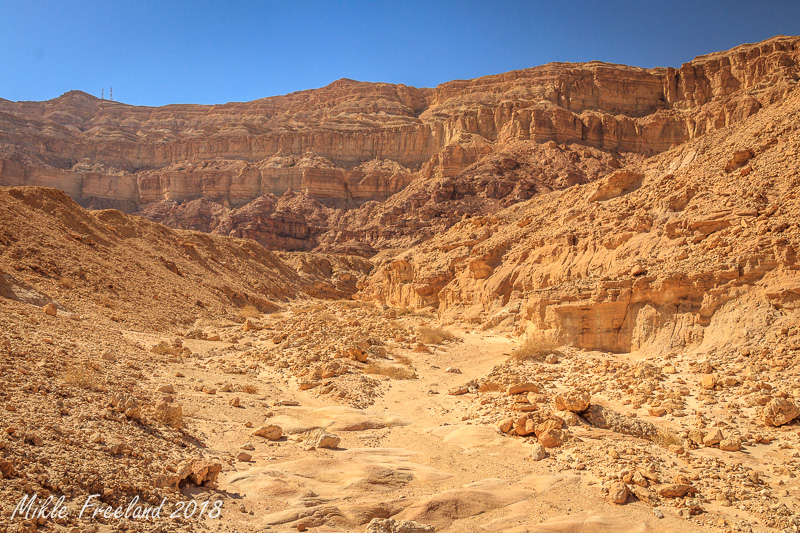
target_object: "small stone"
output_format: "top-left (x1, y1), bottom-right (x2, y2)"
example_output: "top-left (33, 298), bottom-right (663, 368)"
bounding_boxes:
top-left (229, 397), bottom-right (241, 407)
top-left (237, 452), bottom-right (252, 462)
top-left (507, 383), bottom-right (541, 395)
top-left (252, 425), bottom-right (282, 441)
top-left (445, 367), bottom-right (461, 374)
top-left (157, 384), bottom-right (176, 394)
top-left (658, 483), bottom-right (694, 498)
top-left (700, 374), bottom-right (716, 390)
top-left (42, 303), bottom-right (57, 316)
top-left (530, 443), bottom-right (547, 461)
top-left (306, 429), bottom-right (340, 449)
top-left (25, 434), bottom-right (44, 446)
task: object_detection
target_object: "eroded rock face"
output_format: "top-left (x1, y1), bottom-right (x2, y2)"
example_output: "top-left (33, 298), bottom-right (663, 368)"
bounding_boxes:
top-left (1, 36), bottom-right (798, 251)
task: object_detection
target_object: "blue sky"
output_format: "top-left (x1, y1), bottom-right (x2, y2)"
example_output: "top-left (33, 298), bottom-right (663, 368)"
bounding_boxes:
top-left (2, 0), bottom-right (799, 106)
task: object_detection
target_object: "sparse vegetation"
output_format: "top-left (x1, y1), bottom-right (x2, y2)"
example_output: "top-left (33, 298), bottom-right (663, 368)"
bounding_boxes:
top-left (294, 302), bottom-right (327, 313)
top-left (240, 304), bottom-right (260, 319)
top-left (241, 384), bottom-right (259, 394)
top-left (651, 429), bottom-right (683, 448)
top-left (363, 363), bottom-right (417, 380)
top-left (317, 311), bottom-right (338, 323)
top-left (416, 326), bottom-right (458, 345)
top-left (509, 336), bottom-right (559, 363)
top-left (393, 354), bottom-right (413, 366)
top-left (339, 300), bottom-right (373, 309)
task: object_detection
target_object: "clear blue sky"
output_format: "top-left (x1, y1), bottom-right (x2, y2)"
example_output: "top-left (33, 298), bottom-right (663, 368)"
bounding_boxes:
top-left (2, 0), bottom-right (799, 106)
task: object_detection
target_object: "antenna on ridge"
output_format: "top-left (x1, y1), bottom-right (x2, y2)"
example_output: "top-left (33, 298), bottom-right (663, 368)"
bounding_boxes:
top-left (110, 87), bottom-right (113, 102)
top-left (101, 88), bottom-right (104, 100)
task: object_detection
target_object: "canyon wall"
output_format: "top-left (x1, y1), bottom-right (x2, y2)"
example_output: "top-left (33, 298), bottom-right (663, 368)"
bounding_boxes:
top-left (1, 36), bottom-right (798, 215)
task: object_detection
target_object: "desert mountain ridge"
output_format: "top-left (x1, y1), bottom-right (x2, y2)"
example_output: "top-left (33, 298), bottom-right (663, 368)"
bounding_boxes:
top-left (1, 35), bottom-right (798, 253)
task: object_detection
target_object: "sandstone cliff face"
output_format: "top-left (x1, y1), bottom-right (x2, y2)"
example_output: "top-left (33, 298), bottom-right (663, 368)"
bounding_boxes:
top-left (359, 83), bottom-right (800, 357)
top-left (1, 36), bottom-right (798, 233)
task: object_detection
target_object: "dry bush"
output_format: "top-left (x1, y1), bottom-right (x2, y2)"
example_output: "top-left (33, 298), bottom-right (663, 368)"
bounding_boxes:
top-left (509, 336), bottom-right (559, 363)
top-left (240, 304), bottom-right (260, 319)
top-left (64, 364), bottom-right (98, 390)
top-left (478, 381), bottom-right (503, 393)
top-left (393, 354), bottom-right (413, 367)
top-left (294, 303), bottom-right (327, 314)
top-left (651, 429), bottom-right (682, 448)
top-left (317, 311), bottom-right (338, 323)
top-left (363, 363), bottom-right (416, 380)
top-left (339, 300), bottom-right (373, 309)
top-left (417, 326), bottom-right (458, 345)
top-left (241, 384), bottom-right (258, 394)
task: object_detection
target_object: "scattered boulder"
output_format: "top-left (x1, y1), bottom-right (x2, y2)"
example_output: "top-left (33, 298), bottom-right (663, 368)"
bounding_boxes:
top-left (538, 429), bottom-right (564, 448)
top-left (497, 417), bottom-right (514, 433)
top-left (763, 398), bottom-right (800, 427)
top-left (253, 425), bottom-right (283, 441)
top-left (719, 436), bottom-right (742, 452)
top-left (42, 303), bottom-right (57, 316)
top-left (703, 428), bottom-right (723, 447)
top-left (554, 390), bottom-right (590, 412)
top-left (155, 401), bottom-right (183, 428)
top-left (306, 429), bottom-right (341, 449)
top-left (607, 481), bottom-right (629, 504)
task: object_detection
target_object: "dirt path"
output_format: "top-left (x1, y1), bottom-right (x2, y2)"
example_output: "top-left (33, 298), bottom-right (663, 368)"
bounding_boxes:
top-left (163, 321), bottom-right (691, 532)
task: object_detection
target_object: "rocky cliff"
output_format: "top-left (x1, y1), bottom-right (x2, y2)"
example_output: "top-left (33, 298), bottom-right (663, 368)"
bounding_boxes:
top-left (1, 36), bottom-right (798, 250)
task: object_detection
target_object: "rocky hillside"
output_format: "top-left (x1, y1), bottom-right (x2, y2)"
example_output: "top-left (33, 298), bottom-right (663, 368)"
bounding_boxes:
top-left (360, 75), bottom-right (800, 360)
top-left (0, 186), bottom-right (369, 331)
top-left (1, 36), bottom-right (798, 251)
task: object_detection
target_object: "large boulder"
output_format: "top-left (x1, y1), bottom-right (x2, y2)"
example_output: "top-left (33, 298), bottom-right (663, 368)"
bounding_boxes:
top-left (763, 398), bottom-right (800, 427)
